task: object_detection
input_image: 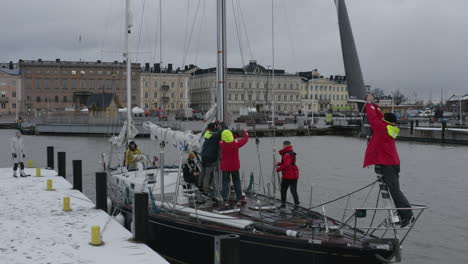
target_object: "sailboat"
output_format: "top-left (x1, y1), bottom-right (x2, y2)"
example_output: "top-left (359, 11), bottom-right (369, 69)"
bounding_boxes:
top-left (106, 1), bottom-right (426, 263)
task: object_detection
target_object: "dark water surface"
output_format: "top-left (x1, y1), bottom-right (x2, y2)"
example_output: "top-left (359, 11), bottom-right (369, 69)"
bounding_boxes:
top-left (1, 129), bottom-right (466, 264)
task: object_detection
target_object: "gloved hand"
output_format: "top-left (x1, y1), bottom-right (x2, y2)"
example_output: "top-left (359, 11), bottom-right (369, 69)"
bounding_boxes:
top-left (12, 153), bottom-right (17, 159)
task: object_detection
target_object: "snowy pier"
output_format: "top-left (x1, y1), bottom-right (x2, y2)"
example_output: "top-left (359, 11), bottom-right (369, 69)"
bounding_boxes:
top-left (0, 167), bottom-right (168, 264)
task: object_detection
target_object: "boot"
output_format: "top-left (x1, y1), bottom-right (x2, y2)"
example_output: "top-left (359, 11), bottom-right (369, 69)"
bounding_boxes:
top-left (20, 170), bottom-right (27, 177)
top-left (13, 170), bottom-right (18, 178)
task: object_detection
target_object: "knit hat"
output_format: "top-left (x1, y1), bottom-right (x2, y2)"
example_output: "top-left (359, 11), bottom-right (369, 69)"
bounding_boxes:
top-left (188, 152), bottom-right (196, 160)
top-left (221, 130), bottom-right (234, 143)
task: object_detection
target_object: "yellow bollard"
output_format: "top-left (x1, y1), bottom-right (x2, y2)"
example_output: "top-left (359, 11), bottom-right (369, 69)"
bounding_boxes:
top-left (28, 160), bottom-right (33, 168)
top-left (36, 167), bottom-right (42, 177)
top-left (63, 197), bottom-right (71, 212)
top-left (47, 179), bottom-right (53, 191)
top-left (91, 226), bottom-right (102, 246)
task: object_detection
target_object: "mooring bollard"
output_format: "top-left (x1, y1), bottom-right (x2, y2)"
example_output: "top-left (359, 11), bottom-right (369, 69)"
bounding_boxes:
top-left (57, 152), bottom-right (66, 178)
top-left (95, 172), bottom-right (107, 212)
top-left (28, 160), bottom-right (33, 168)
top-left (47, 146), bottom-right (54, 169)
top-left (47, 179), bottom-right (53, 191)
top-left (36, 167), bottom-right (42, 177)
top-left (63, 197), bottom-right (71, 212)
top-left (72, 160), bottom-right (83, 192)
top-left (214, 234), bottom-right (240, 264)
top-left (133, 192), bottom-right (148, 242)
top-left (90, 226), bottom-right (102, 246)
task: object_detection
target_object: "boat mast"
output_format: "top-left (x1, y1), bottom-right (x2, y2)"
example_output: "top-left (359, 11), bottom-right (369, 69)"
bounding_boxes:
top-left (271, 0), bottom-right (275, 128)
top-left (216, 0), bottom-right (226, 122)
top-left (125, 0), bottom-right (132, 139)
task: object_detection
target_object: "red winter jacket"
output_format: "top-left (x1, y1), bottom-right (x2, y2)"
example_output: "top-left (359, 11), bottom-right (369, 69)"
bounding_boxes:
top-left (363, 103), bottom-right (400, 167)
top-left (276, 145), bottom-right (299, 180)
top-left (219, 131), bottom-right (249, 171)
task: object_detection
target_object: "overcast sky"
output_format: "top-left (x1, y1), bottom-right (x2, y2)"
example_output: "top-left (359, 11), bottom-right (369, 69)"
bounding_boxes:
top-left (1, 0), bottom-right (466, 101)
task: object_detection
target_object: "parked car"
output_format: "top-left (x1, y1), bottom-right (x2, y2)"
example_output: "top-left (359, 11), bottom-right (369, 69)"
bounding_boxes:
top-left (193, 112), bottom-right (204, 120)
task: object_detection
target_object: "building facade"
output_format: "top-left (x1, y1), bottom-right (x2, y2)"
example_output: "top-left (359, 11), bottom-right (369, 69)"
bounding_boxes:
top-left (191, 60), bottom-right (304, 114)
top-left (140, 63), bottom-right (192, 111)
top-left (19, 59), bottom-right (141, 112)
top-left (0, 62), bottom-right (21, 115)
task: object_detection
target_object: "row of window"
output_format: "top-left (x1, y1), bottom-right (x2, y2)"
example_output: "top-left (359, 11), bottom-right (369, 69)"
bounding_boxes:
top-left (0, 103), bottom-right (16, 109)
top-left (192, 80), bottom-right (304, 91)
top-left (26, 95), bottom-right (136, 103)
top-left (144, 91), bottom-right (185, 99)
top-left (304, 94), bottom-right (349, 100)
top-left (0, 91), bottom-right (16, 98)
top-left (308, 85), bottom-right (347, 92)
top-left (0, 80), bottom-right (17, 87)
top-left (25, 79), bottom-right (138, 90)
top-left (25, 69), bottom-right (136, 76)
top-left (143, 102), bottom-right (185, 110)
top-left (143, 80), bottom-right (185, 89)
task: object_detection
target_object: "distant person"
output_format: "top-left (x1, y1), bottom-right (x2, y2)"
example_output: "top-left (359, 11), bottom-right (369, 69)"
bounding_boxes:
top-left (11, 130), bottom-right (27, 177)
top-left (364, 94), bottom-right (414, 227)
top-left (199, 123), bottom-right (220, 193)
top-left (219, 128), bottom-right (249, 206)
top-left (276, 140), bottom-right (300, 209)
top-left (125, 141), bottom-right (142, 169)
top-left (183, 152), bottom-right (200, 186)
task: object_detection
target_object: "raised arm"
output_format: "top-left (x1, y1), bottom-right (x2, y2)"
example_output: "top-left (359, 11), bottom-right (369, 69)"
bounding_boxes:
top-left (236, 130), bottom-right (249, 148)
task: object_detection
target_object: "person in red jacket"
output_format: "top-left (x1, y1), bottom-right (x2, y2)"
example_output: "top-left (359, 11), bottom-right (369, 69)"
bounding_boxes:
top-left (276, 141), bottom-right (300, 209)
top-left (364, 94), bottom-right (414, 227)
top-left (219, 128), bottom-right (249, 206)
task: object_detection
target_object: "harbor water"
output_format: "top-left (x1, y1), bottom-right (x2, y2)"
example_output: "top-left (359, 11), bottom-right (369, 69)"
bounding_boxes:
top-left (0, 129), bottom-right (466, 264)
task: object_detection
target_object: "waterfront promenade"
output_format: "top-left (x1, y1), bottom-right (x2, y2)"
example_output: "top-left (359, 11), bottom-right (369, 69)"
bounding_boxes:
top-left (0, 167), bottom-right (168, 264)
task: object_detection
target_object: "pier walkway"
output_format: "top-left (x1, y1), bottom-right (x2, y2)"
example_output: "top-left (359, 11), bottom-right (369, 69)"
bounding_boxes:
top-left (0, 168), bottom-right (168, 264)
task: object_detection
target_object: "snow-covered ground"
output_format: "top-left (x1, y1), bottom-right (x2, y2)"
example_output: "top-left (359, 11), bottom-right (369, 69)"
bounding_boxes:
top-left (0, 168), bottom-right (168, 264)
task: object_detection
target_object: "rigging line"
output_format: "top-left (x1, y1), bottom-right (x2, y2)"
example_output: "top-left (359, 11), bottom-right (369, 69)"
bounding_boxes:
top-left (100, 0), bottom-right (114, 61)
top-left (236, 0), bottom-right (254, 59)
top-left (181, 0), bottom-right (202, 69)
top-left (182, 0), bottom-right (191, 68)
top-left (136, 0), bottom-right (148, 62)
top-left (232, 0), bottom-right (245, 68)
top-left (193, 0), bottom-right (206, 65)
top-left (308, 178), bottom-right (380, 210)
top-left (152, 0), bottom-right (161, 63)
top-left (280, 0), bottom-right (298, 72)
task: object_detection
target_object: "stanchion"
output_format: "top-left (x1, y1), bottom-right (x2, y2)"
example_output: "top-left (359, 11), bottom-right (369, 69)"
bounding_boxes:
top-left (47, 179), bottom-right (53, 191)
top-left (90, 226), bottom-right (102, 246)
top-left (133, 192), bottom-right (148, 242)
top-left (63, 197), bottom-right (71, 211)
top-left (28, 160), bottom-right (33, 168)
top-left (57, 152), bottom-right (66, 178)
top-left (36, 168), bottom-right (42, 177)
top-left (72, 160), bottom-right (82, 192)
top-left (95, 172), bottom-right (107, 212)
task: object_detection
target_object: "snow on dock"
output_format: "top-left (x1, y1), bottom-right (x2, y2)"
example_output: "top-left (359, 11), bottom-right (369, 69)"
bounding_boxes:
top-left (0, 168), bottom-right (168, 264)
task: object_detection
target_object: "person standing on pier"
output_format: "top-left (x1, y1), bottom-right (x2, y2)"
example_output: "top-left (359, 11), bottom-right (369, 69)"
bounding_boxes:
top-left (11, 130), bottom-right (27, 177)
top-left (219, 128), bottom-right (249, 206)
top-left (364, 94), bottom-right (414, 227)
top-left (276, 140), bottom-right (300, 209)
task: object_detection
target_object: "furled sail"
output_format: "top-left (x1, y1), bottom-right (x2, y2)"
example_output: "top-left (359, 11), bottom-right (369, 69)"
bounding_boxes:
top-left (110, 121), bottom-right (139, 147)
top-left (143, 104), bottom-right (219, 153)
top-left (335, 0), bottom-right (366, 103)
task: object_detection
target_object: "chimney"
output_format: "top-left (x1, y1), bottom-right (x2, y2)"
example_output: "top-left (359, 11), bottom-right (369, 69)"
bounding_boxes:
top-left (145, 63), bottom-right (150, 72)
top-left (97, 60), bottom-right (101, 64)
top-left (184, 65), bottom-right (189, 71)
top-left (9, 61), bottom-right (13, 70)
top-left (249, 60), bottom-right (257, 65)
top-left (55, 58), bottom-right (61, 63)
top-left (114, 60), bottom-right (118, 64)
top-left (189, 64), bottom-right (195, 69)
top-left (154, 63), bottom-right (161, 73)
top-left (176, 67), bottom-right (180, 73)
top-left (38, 58), bottom-right (42, 62)
top-left (167, 63), bottom-right (173, 73)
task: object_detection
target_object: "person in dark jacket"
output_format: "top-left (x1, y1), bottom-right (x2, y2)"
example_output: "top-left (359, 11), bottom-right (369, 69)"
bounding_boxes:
top-left (199, 123), bottom-right (220, 192)
top-left (219, 129), bottom-right (249, 206)
top-left (276, 141), bottom-right (300, 209)
top-left (183, 152), bottom-right (200, 186)
top-left (364, 94), bottom-right (414, 227)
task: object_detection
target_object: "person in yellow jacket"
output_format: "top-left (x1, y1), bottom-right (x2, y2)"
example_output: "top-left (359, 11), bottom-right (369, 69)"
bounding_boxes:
top-left (125, 141), bottom-right (142, 169)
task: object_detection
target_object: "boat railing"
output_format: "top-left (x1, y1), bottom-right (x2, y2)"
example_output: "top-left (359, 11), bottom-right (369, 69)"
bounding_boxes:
top-left (335, 204), bottom-right (428, 245)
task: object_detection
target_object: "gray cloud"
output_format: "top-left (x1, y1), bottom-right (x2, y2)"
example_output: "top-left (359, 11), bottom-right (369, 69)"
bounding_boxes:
top-left (0, 0), bottom-right (466, 100)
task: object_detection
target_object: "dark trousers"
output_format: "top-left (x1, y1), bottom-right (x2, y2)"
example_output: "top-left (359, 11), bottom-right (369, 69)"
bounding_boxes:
top-left (280, 179), bottom-right (300, 205)
top-left (376, 165), bottom-right (413, 220)
top-left (13, 162), bottom-right (24, 171)
top-left (221, 171), bottom-right (242, 201)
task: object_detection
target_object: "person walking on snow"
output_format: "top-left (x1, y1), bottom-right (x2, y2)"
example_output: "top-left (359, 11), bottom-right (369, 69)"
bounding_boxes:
top-left (11, 130), bottom-right (27, 177)
top-left (219, 128), bottom-right (249, 206)
top-left (276, 140), bottom-right (300, 209)
top-left (364, 94), bottom-right (414, 227)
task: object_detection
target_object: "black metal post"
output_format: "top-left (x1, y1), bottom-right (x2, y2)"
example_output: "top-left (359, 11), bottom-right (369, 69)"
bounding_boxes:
top-left (47, 146), bottom-right (54, 169)
top-left (95, 172), bottom-right (107, 212)
top-left (410, 121), bottom-right (414, 135)
top-left (72, 160), bottom-right (82, 192)
top-left (441, 121), bottom-right (446, 141)
top-left (214, 234), bottom-right (240, 264)
top-left (133, 192), bottom-right (148, 242)
top-left (415, 120), bottom-right (419, 127)
top-left (57, 152), bottom-right (66, 178)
